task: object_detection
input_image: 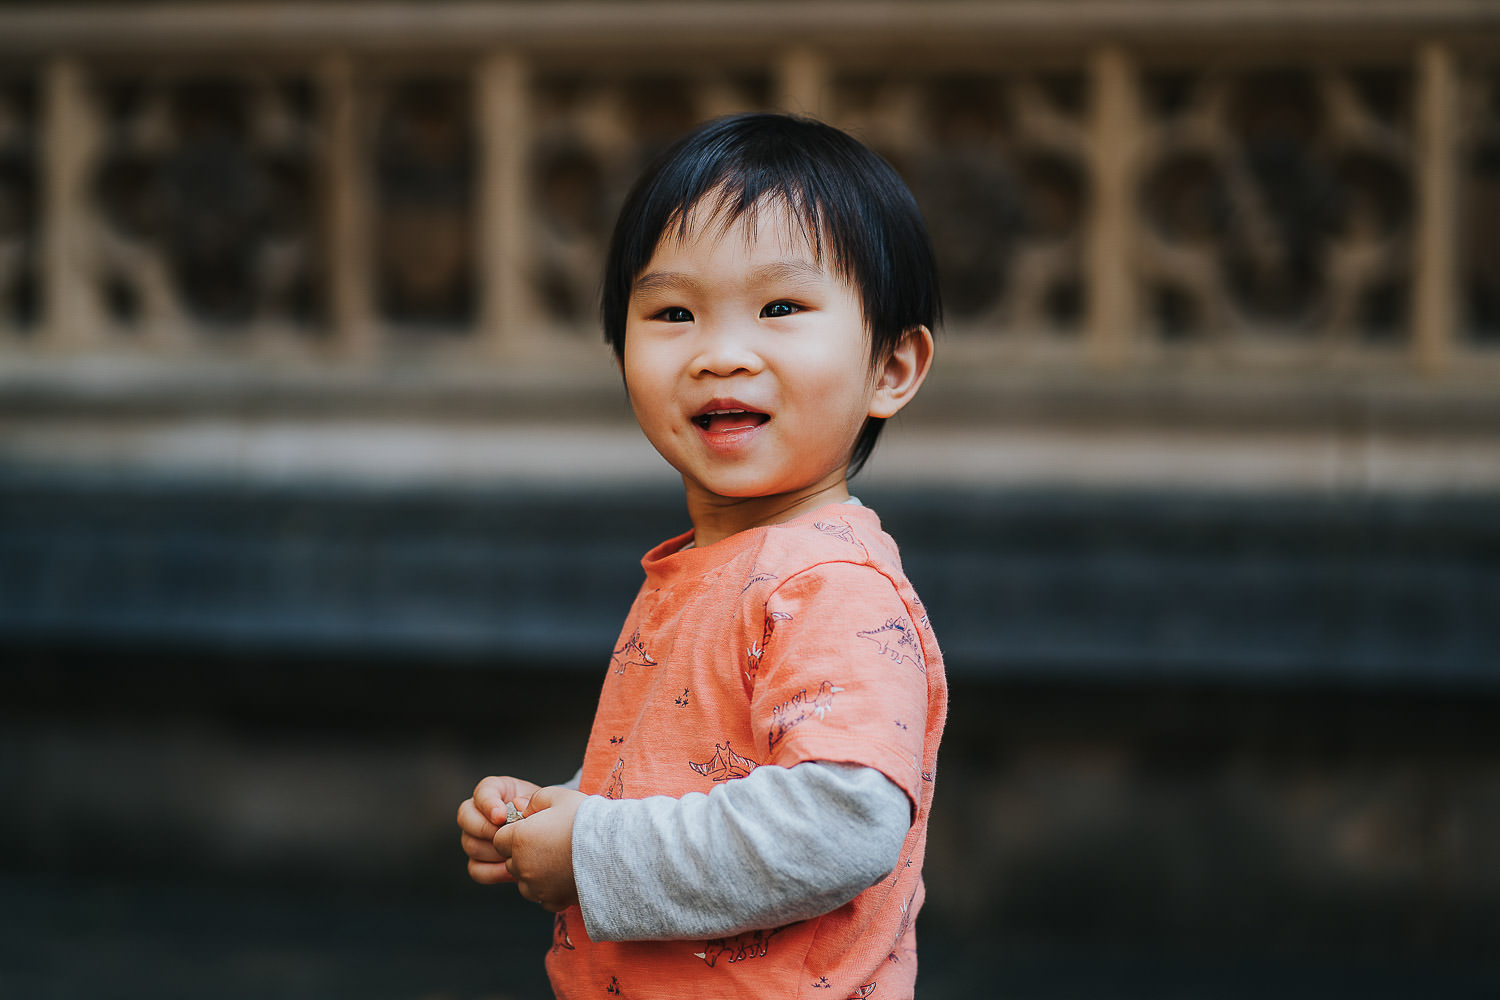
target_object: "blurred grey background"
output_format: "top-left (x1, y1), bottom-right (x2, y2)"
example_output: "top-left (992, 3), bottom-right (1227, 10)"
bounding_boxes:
top-left (2, 1), bottom-right (1499, 998)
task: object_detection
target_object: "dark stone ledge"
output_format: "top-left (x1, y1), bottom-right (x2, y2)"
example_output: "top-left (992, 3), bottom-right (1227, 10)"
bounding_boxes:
top-left (2, 471), bottom-right (1497, 687)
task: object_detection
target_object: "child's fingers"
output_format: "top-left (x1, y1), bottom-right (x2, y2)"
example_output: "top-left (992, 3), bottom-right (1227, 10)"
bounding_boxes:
top-left (456, 798), bottom-right (499, 840)
top-left (467, 859), bottom-right (517, 885)
top-left (518, 784), bottom-right (585, 820)
top-left (472, 780), bottom-right (511, 824)
top-left (473, 778), bottom-right (535, 826)
top-left (492, 821), bottom-right (516, 859)
top-left (485, 798), bottom-right (528, 827)
top-left (521, 786), bottom-right (558, 818)
top-left (461, 831), bottom-right (504, 864)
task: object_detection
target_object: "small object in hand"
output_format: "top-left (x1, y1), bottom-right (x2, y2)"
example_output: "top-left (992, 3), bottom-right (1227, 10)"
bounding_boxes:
top-left (505, 801), bottom-right (524, 825)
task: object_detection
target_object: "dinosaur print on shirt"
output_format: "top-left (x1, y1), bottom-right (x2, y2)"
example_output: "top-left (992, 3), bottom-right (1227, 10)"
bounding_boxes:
top-left (768, 680), bottom-right (844, 753)
top-left (551, 913), bottom-right (575, 954)
top-left (746, 610), bottom-right (792, 682)
top-left (694, 927), bottom-right (780, 968)
top-left (611, 630), bottom-right (657, 675)
top-left (603, 758), bottom-right (625, 800)
top-left (689, 742), bottom-right (760, 782)
top-left (741, 571), bottom-right (778, 595)
top-left (857, 617), bottom-right (925, 673)
top-left (813, 519), bottom-right (857, 545)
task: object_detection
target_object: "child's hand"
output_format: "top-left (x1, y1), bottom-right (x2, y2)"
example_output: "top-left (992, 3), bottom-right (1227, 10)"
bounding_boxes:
top-left (492, 785), bottom-right (587, 912)
top-left (457, 775), bottom-right (542, 885)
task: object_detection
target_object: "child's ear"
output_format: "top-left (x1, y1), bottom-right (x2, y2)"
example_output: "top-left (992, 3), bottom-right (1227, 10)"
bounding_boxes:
top-left (868, 325), bottom-right (934, 419)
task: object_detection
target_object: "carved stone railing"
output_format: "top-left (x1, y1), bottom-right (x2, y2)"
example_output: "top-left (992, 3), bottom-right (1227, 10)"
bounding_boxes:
top-left (0, 1), bottom-right (1497, 398)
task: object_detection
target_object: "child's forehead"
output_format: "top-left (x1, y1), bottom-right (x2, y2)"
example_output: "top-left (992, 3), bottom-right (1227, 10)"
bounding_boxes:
top-left (653, 190), bottom-right (831, 269)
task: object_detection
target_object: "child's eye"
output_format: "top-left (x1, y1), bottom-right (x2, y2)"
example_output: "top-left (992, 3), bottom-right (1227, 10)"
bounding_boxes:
top-left (760, 301), bottom-right (801, 319)
top-left (653, 306), bottom-right (694, 323)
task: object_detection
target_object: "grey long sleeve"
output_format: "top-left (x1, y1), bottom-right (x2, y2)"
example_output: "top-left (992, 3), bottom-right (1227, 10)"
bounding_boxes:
top-left (570, 760), bottom-right (910, 942)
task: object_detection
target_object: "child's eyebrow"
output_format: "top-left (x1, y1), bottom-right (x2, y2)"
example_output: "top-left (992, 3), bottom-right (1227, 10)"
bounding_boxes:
top-left (632, 270), bottom-right (699, 299)
top-left (750, 258), bottom-right (827, 288)
top-left (632, 258), bottom-right (828, 298)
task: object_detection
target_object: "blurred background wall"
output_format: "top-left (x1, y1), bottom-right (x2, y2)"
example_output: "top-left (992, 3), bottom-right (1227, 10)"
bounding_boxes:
top-left (2, 2), bottom-right (1499, 997)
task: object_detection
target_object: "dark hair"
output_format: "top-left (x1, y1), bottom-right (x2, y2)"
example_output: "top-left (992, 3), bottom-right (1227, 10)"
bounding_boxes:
top-left (601, 112), bottom-right (940, 477)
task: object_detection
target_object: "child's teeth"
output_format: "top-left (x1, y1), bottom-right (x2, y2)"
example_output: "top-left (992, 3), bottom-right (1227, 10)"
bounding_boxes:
top-left (696, 408), bottom-right (766, 432)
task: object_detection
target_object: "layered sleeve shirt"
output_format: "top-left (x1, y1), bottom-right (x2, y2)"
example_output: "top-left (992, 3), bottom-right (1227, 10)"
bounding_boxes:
top-left (546, 502), bottom-right (947, 1000)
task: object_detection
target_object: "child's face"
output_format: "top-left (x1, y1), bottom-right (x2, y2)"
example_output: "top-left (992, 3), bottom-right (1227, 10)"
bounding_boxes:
top-left (621, 198), bottom-right (887, 527)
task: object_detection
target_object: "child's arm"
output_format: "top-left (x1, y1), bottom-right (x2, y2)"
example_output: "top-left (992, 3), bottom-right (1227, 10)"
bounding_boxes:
top-left (569, 760), bottom-right (909, 941)
top-left (457, 774), bottom-right (542, 884)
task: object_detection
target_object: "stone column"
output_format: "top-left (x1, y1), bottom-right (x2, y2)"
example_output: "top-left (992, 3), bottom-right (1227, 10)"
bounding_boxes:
top-left (323, 52), bottom-right (377, 359)
top-left (478, 50), bottom-right (531, 359)
top-left (1086, 45), bottom-right (1138, 368)
top-left (1413, 40), bottom-right (1458, 374)
top-left (41, 56), bottom-right (98, 351)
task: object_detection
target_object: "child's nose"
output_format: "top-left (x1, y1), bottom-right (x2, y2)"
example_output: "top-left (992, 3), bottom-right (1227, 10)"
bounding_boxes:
top-left (692, 322), bottom-right (764, 378)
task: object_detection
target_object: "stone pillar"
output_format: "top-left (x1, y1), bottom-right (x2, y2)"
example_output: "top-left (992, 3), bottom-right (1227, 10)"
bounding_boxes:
top-left (478, 50), bottom-right (531, 359)
top-left (41, 56), bottom-right (97, 351)
top-left (1086, 45), bottom-right (1138, 368)
top-left (323, 52), bottom-right (377, 359)
top-left (777, 47), bottom-right (828, 120)
top-left (1414, 40), bottom-right (1458, 375)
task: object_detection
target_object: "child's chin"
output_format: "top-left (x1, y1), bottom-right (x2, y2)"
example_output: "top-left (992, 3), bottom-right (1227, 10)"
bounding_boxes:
top-left (696, 477), bottom-right (785, 501)
top-left (707, 484), bottom-right (775, 500)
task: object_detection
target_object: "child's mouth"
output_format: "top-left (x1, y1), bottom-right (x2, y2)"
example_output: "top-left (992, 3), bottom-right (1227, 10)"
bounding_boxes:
top-left (694, 409), bottom-right (769, 433)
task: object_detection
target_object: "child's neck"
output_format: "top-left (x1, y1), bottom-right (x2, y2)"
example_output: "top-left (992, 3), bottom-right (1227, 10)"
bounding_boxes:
top-left (685, 479), bottom-right (851, 549)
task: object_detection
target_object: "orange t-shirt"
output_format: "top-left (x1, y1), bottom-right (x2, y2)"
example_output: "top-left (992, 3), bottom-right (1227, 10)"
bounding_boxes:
top-left (547, 502), bottom-right (947, 1000)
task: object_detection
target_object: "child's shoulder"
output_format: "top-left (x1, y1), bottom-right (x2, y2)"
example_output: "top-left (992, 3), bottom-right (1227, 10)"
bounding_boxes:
top-left (755, 502), bottom-right (900, 576)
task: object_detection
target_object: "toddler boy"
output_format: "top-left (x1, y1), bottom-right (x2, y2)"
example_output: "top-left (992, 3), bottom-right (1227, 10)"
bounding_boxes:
top-left (457, 112), bottom-right (947, 999)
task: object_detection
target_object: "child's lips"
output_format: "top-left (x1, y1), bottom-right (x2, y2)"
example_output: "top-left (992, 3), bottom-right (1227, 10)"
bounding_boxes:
top-left (691, 403), bottom-right (770, 453)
